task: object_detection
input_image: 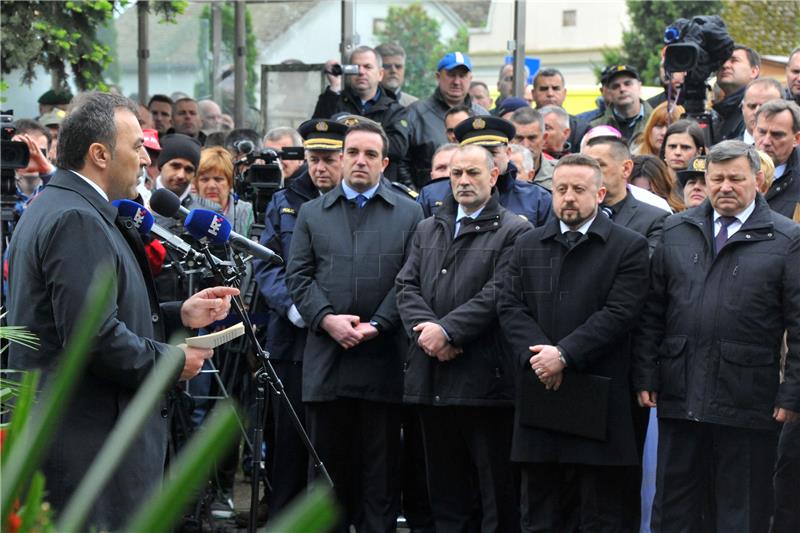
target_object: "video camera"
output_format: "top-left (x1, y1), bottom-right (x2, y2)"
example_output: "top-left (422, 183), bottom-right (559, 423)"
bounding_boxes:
top-left (663, 15), bottom-right (734, 118)
top-left (1, 113), bottom-right (30, 224)
top-left (232, 139), bottom-right (305, 225)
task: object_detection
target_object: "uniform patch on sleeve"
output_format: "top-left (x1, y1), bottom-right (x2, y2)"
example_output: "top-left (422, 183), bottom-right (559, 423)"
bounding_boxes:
top-left (434, 201), bottom-right (443, 207)
top-left (280, 207), bottom-right (297, 215)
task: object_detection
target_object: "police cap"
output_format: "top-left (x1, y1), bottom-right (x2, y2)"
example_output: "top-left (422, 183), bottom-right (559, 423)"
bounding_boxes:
top-left (297, 118), bottom-right (348, 151)
top-left (675, 156), bottom-right (707, 187)
top-left (453, 115), bottom-right (516, 147)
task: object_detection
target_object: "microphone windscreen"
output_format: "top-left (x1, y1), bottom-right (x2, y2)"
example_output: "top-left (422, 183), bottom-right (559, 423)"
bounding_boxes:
top-left (113, 199), bottom-right (154, 235)
top-left (184, 208), bottom-right (232, 244)
top-left (149, 188), bottom-right (182, 218)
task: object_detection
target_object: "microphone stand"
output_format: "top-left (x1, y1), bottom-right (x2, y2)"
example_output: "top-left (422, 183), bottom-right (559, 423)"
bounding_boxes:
top-left (198, 244), bottom-right (333, 533)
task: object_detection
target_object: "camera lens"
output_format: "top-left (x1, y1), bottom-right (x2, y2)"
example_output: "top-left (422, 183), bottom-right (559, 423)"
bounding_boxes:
top-left (331, 64), bottom-right (343, 76)
top-left (234, 139), bottom-right (255, 155)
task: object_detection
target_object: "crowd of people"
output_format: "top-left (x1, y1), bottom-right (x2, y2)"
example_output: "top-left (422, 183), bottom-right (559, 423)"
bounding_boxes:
top-left (4, 39), bottom-right (800, 533)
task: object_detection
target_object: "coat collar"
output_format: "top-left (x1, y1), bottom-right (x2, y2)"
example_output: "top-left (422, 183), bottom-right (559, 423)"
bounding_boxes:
top-left (46, 168), bottom-right (117, 226)
top-left (436, 189), bottom-right (502, 222)
top-left (541, 209), bottom-right (612, 245)
top-left (287, 167), bottom-right (320, 201)
top-left (765, 146), bottom-right (799, 201)
top-left (321, 179), bottom-right (397, 209)
top-left (682, 194), bottom-right (775, 234)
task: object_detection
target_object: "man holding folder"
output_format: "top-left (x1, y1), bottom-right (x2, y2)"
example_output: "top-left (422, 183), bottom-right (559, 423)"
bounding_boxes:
top-left (499, 153), bottom-right (650, 531)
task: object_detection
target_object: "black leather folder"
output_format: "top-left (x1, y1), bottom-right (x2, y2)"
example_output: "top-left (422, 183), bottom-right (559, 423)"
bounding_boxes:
top-left (518, 369), bottom-right (611, 440)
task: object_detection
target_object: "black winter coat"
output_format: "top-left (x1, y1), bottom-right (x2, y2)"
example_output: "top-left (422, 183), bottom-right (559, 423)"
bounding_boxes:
top-left (498, 214), bottom-right (650, 465)
top-left (396, 193), bottom-right (531, 406)
top-left (633, 196), bottom-right (800, 430)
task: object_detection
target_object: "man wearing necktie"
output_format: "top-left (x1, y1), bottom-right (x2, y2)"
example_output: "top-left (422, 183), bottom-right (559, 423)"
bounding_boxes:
top-left (396, 144), bottom-right (531, 531)
top-left (287, 118), bottom-right (423, 532)
top-left (634, 140), bottom-right (800, 532)
top-left (498, 154), bottom-right (650, 531)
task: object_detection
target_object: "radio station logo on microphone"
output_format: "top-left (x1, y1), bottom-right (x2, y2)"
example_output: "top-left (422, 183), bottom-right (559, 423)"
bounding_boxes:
top-left (208, 215), bottom-right (223, 237)
top-left (133, 208), bottom-right (146, 229)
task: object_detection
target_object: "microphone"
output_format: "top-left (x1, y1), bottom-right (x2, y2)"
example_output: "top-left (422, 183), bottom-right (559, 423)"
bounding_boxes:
top-left (113, 199), bottom-right (154, 235)
top-left (184, 208), bottom-right (284, 265)
top-left (150, 187), bottom-right (191, 220)
top-left (114, 199), bottom-right (221, 265)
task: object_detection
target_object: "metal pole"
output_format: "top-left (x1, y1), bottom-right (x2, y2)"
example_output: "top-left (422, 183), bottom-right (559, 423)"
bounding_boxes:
top-left (137, 0), bottom-right (149, 104)
top-left (341, 0), bottom-right (355, 63)
top-left (211, 1), bottom-right (222, 103)
top-left (512, 0), bottom-right (526, 98)
top-left (234, 0), bottom-right (246, 127)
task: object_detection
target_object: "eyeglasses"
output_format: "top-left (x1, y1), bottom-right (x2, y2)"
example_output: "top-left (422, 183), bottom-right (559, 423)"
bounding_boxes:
top-left (383, 63), bottom-right (403, 70)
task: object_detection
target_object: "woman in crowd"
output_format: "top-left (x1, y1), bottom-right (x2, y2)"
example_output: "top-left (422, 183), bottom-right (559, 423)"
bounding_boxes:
top-left (660, 119), bottom-right (706, 172)
top-left (630, 155), bottom-right (684, 212)
top-left (633, 102), bottom-right (685, 156)
top-left (192, 145), bottom-right (254, 237)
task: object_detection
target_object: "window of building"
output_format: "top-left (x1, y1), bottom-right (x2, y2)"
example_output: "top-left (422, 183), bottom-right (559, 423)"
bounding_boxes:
top-left (562, 10), bottom-right (576, 27)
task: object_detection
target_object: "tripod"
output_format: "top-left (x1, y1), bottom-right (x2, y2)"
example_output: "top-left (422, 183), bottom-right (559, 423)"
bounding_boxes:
top-left (197, 244), bottom-right (334, 533)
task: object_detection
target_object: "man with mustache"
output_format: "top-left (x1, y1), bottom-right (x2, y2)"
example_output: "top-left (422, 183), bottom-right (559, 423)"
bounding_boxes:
top-left (397, 144), bottom-right (530, 532)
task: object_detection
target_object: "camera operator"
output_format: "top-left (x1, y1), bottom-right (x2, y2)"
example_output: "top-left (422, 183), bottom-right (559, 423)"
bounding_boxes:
top-left (712, 45), bottom-right (761, 144)
top-left (11, 119), bottom-right (57, 217)
top-left (263, 127), bottom-right (305, 182)
top-left (312, 46), bottom-right (409, 182)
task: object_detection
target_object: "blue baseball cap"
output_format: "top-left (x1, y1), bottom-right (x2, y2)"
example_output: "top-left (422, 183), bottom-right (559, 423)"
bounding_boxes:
top-left (437, 51), bottom-right (473, 72)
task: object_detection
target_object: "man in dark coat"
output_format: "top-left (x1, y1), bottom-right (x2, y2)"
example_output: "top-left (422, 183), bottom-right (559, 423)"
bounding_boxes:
top-left (286, 119), bottom-right (423, 532)
top-left (402, 51), bottom-right (487, 189)
top-left (498, 154), bottom-right (650, 532)
top-left (712, 45), bottom-right (760, 144)
top-left (254, 118), bottom-right (346, 515)
top-left (583, 136), bottom-right (668, 256)
top-left (754, 99), bottom-right (800, 220)
top-left (633, 140), bottom-right (800, 533)
top-left (312, 45), bottom-right (409, 182)
top-left (418, 115), bottom-right (552, 225)
top-left (396, 144), bottom-right (530, 532)
top-left (6, 92), bottom-right (237, 530)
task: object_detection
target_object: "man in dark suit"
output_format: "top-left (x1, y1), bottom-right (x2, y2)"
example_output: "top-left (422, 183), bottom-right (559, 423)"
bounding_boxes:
top-left (396, 144), bottom-right (531, 532)
top-left (286, 118), bottom-right (423, 532)
top-left (498, 154), bottom-right (650, 531)
top-left (754, 99), bottom-right (800, 219)
top-left (583, 136), bottom-right (668, 256)
top-left (634, 140), bottom-right (800, 533)
top-left (6, 92), bottom-right (237, 530)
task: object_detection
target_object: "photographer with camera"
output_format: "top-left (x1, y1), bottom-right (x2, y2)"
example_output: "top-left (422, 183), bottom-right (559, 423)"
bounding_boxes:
top-left (10, 119), bottom-right (57, 218)
top-left (312, 46), bottom-right (409, 183)
top-left (712, 45), bottom-right (761, 144)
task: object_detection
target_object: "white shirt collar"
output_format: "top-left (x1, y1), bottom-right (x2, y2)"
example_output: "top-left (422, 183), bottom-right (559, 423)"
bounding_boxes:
top-left (69, 169), bottom-right (109, 202)
top-left (713, 199), bottom-right (756, 226)
top-left (742, 129), bottom-right (755, 145)
top-left (559, 215), bottom-right (597, 236)
top-left (774, 163), bottom-right (787, 181)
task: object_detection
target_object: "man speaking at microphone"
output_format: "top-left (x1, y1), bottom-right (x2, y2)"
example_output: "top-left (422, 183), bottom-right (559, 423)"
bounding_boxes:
top-left (6, 92), bottom-right (238, 530)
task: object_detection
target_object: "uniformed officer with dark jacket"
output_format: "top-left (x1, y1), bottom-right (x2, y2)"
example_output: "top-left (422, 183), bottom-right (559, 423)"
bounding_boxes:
top-left (418, 115), bottom-right (552, 226)
top-left (312, 45), bottom-right (409, 183)
top-left (397, 144), bottom-right (531, 531)
top-left (254, 118), bottom-right (347, 514)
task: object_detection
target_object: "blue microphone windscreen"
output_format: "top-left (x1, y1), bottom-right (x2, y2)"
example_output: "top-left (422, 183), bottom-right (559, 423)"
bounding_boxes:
top-left (113, 199), bottom-right (154, 235)
top-left (184, 208), bottom-right (232, 244)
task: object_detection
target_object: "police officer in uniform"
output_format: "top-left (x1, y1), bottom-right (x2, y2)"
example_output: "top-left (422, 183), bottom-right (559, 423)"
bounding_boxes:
top-left (254, 118), bottom-right (347, 517)
top-left (418, 115), bottom-right (552, 226)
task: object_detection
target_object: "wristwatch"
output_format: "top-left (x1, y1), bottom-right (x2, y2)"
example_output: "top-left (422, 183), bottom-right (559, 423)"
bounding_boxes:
top-left (557, 347), bottom-right (567, 367)
top-left (369, 320), bottom-right (383, 334)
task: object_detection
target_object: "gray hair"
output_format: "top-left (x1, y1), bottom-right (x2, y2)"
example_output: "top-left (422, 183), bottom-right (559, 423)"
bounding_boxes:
top-left (508, 143), bottom-right (534, 173)
top-left (432, 142), bottom-right (459, 162)
top-left (707, 140), bottom-right (761, 175)
top-left (454, 144), bottom-right (496, 172)
top-left (755, 99), bottom-right (800, 133)
top-left (533, 67), bottom-right (565, 86)
top-left (263, 126), bottom-right (302, 147)
top-left (349, 45), bottom-right (382, 66)
top-left (744, 77), bottom-right (784, 97)
top-left (510, 106), bottom-right (544, 131)
top-left (539, 105), bottom-right (570, 129)
top-left (375, 42), bottom-right (405, 60)
top-left (57, 91), bottom-right (139, 171)
top-left (554, 153), bottom-right (603, 188)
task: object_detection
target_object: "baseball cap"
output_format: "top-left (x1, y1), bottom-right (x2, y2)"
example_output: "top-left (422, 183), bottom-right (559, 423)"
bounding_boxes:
top-left (601, 64), bottom-right (641, 86)
top-left (437, 52), bottom-right (473, 72)
top-left (142, 129), bottom-right (161, 152)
